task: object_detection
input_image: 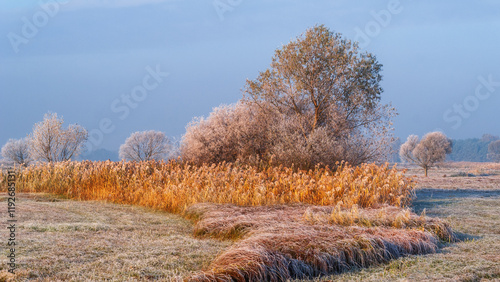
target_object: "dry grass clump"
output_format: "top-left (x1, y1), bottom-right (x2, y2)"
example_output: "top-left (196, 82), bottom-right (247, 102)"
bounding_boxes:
top-left (184, 204), bottom-right (309, 240)
top-left (4, 161), bottom-right (414, 213)
top-left (306, 205), bottom-right (457, 242)
top-left (186, 203), bottom-right (454, 281)
top-left (190, 226), bottom-right (437, 281)
top-left (185, 204), bottom-right (456, 243)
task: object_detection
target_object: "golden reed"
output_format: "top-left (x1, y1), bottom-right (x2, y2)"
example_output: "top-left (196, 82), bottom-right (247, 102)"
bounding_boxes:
top-left (3, 160), bottom-right (414, 213)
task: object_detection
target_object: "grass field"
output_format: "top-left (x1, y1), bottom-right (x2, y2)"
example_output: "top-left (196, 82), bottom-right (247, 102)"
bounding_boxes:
top-left (0, 193), bottom-right (230, 281)
top-left (0, 162), bottom-right (499, 281)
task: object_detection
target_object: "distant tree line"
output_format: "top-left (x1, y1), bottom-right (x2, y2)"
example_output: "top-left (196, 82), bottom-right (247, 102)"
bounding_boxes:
top-left (447, 134), bottom-right (499, 162)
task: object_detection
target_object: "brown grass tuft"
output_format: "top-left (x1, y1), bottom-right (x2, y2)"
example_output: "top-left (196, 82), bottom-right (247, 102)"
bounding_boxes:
top-left (189, 224), bottom-right (438, 281)
top-left (186, 204), bottom-right (456, 243)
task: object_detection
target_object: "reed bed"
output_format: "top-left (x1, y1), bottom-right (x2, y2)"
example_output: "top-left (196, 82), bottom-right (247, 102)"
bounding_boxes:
top-left (3, 160), bottom-right (414, 213)
top-left (0, 160), bottom-right (450, 281)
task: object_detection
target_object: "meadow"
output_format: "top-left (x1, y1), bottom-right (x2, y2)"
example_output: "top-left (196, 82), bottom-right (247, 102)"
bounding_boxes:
top-left (1, 161), bottom-right (498, 280)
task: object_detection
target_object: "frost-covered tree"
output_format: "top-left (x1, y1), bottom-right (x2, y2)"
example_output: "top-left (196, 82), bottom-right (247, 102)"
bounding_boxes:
top-left (181, 102), bottom-right (269, 165)
top-left (30, 113), bottom-right (88, 162)
top-left (182, 25), bottom-right (396, 168)
top-left (400, 132), bottom-right (452, 177)
top-left (244, 25), bottom-right (395, 166)
top-left (119, 130), bottom-right (173, 161)
top-left (1, 138), bottom-right (32, 166)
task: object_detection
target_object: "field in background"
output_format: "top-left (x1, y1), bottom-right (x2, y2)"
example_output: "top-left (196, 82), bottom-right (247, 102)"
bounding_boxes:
top-left (0, 162), bottom-right (498, 280)
top-left (402, 162), bottom-right (500, 190)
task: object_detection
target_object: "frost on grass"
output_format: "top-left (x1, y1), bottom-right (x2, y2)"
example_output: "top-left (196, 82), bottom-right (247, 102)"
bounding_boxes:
top-left (186, 204), bottom-right (457, 281)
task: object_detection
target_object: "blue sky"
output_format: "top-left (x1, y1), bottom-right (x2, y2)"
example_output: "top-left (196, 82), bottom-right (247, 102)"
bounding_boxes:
top-left (1, 0), bottom-right (499, 153)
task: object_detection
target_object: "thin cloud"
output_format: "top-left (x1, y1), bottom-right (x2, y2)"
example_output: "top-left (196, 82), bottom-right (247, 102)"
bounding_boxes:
top-left (62, 0), bottom-right (181, 10)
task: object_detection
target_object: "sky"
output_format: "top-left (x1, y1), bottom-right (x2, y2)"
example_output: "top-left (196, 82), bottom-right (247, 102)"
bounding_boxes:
top-left (1, 0), bottom-right (499, 155)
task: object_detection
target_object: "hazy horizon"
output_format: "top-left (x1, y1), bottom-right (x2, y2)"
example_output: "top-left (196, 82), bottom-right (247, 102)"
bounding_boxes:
top-left (1, 0), bottom-right (499, 154)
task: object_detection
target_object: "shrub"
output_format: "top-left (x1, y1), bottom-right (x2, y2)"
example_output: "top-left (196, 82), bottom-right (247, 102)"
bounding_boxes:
top-left (181, 103), bottom-right (268, 165)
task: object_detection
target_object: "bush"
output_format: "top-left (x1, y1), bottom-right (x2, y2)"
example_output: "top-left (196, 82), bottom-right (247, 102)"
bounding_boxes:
top-left (181, 103), bottom-right (268, 165)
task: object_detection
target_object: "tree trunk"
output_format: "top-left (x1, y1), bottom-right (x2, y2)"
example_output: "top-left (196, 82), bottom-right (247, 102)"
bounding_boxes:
top-left (424, 166), bottom-right (428, 177)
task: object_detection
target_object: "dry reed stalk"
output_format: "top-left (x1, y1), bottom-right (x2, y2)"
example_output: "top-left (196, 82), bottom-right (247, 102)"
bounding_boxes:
top-left (3, 161), bottom-right (415, 213)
